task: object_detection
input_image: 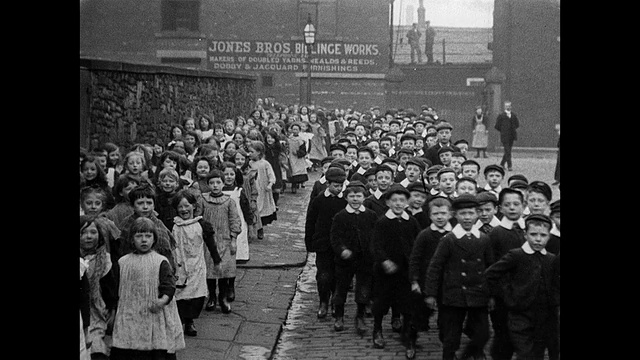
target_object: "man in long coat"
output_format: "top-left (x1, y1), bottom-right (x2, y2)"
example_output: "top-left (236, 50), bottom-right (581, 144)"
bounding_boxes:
top-left (494, 101), bottom-right (519, 171)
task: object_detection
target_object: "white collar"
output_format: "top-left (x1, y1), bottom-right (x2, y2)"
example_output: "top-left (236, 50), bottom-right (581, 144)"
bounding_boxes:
top-left (430, 222), bottom-right (452, 233)
top-left (484, 184), bottom-right (502, 193)
top-left (356, 166), bottom-right (367, 175)
top-left (369, 188), bottom-right (376, 195)
top-left (345, 204), bottom-right (366, 213)
top-left (324, 188), bottom-right (343, 198)
top-left (417, 149), bottom-right (424, 156)
top-left (397, 165), bottom-right (404, 172)
top-left (523, 207), bottom-right (531, 215)
top-left (388, 148), bottom-right (396, 155)
top-left (385, 209), bottom-right (410, 220)
top-left (451, 224), bottom-right (481, 239)
top-left (400, 178), bottom-right (411, 187)
top-left (373, 188), bottom-right (384, 199)
top-left (500, 216), bottom-right (526, 230)
top-left (550, 223), bottom-right (560, 237)
top-left (473, 216), bottom-right (501, 229)
top-left (319, 176), bottom-right (327, 184)
top-left (430, 188), bottom-right (440, 195)
top-left (374, 156), bottom-right (383, 164)
top-left (408, 207), bottom-right (423, 215)
top-left (522, 241), bottom-right (547, 255)
top-left (351, 160), bottom-right (359, 167)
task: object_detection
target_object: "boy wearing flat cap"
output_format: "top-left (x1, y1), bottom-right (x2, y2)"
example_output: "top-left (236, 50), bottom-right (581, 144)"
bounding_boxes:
top-left (370, 184), bottom-right (422, 358)
top-left (481, 164), bottom-right (505, 197)
top-left (484, 214), bottom-right (559, 360)
top-left (329, 181), bottom-right (378, 334)
top-left (461, 159), bottom-right (481, 183)
top-left (546, 200), bottom-right (560, 255)
top-left (363, 167), bottom-right (378, 195)
top-left (425, 122), bottom-right (454, 166)
top-left (486, 188), bottom-right (526, 360)
top-left (308, 157), bottom-right (336, 206)
top-left (350, 146), bottom-right (376, 184)
top-left (435, 167), bottom-right (458, 200)
top-left (472, 192), bottom-right (501, 234)
top-left (525, 181), bottom-right (552, 217)
top-left (399, 157), bottom-right (426, 188)
top-left (329, 143), bottom-right (347, 159)
top-left (406, 181), bottom-right (431, 230)
top-left (437, 146), bottom-right (456, 168)
top-left (422, 194), bottom-right (494, 360)
top-left (305, 167), bottom-right (348, 319)
top-left (426, 165), bottom-right (443, 197)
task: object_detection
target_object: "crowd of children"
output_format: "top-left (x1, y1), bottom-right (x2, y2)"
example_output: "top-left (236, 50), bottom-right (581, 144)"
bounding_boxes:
top-left (81, 101), bottom-right (560, 360)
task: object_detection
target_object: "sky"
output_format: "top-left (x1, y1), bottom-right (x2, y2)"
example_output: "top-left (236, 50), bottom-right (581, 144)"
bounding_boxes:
top-left (394, 0), bottom-right (494, 28)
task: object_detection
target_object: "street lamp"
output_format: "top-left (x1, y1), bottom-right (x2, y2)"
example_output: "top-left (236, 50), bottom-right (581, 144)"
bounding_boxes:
top-left (303, 13), bottom-right (316, 106)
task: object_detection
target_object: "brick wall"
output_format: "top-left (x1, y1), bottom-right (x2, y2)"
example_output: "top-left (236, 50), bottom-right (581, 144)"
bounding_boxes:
top-left (80, 58), bottom-right (256, 149)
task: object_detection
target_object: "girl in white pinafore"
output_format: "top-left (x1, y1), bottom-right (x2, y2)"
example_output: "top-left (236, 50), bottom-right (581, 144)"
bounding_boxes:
top-left (111, 217), bottom-right (185, 360)
top-left (221, 162), bottom-right (250, 262)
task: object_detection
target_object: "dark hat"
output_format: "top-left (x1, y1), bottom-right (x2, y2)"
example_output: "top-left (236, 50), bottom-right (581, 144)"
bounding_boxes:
top-left (343, 131), bottom-right (357, 137)
top-left (325, 167), bottom-right (347, 183)
top-left (363, 167), bottom-right (377, 178)
top-left (396, 148), bottom-right (415, 157)
top-left (330, 158), bottom-right (352, 168)
top-left (437, 146), bottom-right (456, 156)
top-left (549, 199), bottom-right (560, 215)
top-left (451, 151), bottom-right (466, 159)
top-left (421, 158), bottom-right (433, 168)
top-left (357, 146), bottom-right (375, 158)
top-left (389, 119), bottom-right (401, 126)
top-left (405, 157), bottom-right (426, 171)
top-left (384, 183), bottom-right (411, 200)
top-left (457, 176), bottom-right (477, 186)
top-left (508, 174), bottom-right (529, 184)
top-left (527, 181), bottom-right (553, 201)
top-left (330, 143), bottom-right (347, 153)
top-left (406, 181), bottom-right (429, 194)
top-left (424, 117), bottom-right (436, 124)
top-left (320, 156), bottom-right (335, 166)
top-left (375, 164), bottom-right (395, 175)
top-left (344, 180), bottom-right (367, 193)
top-left (436, 167), bottom-right (456, 179)
top-left (414, 119), bottom-right (427, 126)
top-left (426, 164), bottom-right (444, 176)
top-left (452, 194), bottom-right (479, 210)
top-left (436, 122), bottom-right (453, 132)
top-left (509, 180), bottom-right (529, 190)
top-left (454, 139), bottom-right (469, 146)
top-left (381, 157), bottom-right (399, 166)
top-left (525, 214), bottom-right (553, 228)
top-left (425, 125), bottom-right (437, 133)
top-left (400, 133), bottom-right (417, 142)
top-left (476, 191), bottom-right (498, 205)
top-left (484, 164), bottom-right (505, 176)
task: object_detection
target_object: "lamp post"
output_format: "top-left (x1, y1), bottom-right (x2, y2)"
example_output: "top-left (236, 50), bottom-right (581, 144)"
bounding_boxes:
top-left (303, 13), bottom-right (316, 106)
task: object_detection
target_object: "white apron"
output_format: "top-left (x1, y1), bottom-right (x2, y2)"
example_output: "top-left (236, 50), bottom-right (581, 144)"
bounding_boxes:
top-left (222, 187), bottom-right (249, 261)
top-left (172, 216), bottom-right (209, 300)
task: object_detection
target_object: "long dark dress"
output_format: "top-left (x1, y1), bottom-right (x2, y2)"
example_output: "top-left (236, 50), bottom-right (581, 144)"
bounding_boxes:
top-left (264, 141), bottom-right (284, 192)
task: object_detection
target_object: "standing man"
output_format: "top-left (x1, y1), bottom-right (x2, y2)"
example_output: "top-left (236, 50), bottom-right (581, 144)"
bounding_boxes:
top-left (552, 124), bottom-right (560, 186)
top-left (424, 21), bottom-right (436, 64)
top-left (406, 23), bottom-right (422, 64)
top-left (494, 101), bottom-right (519, 171)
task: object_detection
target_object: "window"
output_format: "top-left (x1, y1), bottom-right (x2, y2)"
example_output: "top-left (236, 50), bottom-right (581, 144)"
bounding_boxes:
top-left (162, 0), bottom-right (200, 32)
top-left (262, 75), bottom-right (274, 87)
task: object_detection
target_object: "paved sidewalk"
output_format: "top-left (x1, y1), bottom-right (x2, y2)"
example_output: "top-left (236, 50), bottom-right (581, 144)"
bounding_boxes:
top-left (177, 172), bottom-right (319, 359)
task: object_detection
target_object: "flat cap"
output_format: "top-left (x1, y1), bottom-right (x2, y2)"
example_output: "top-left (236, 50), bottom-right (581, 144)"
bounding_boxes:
top-left (426, 164), bottom-right (444, 176)
top-left (406, 181), bottom-right (429, 194)
top-left (508, 174), bottom-right (529, 184)
top-left (483, 164), bottom-right (505, 176)
top-left (527, 180), bottom-right (553, 201)
top-left (476, 191), bottom-right (498, 205)
top-left (384, 183), bottom-right (411, 200)
top-left (436, 122), bottom-right (453, 131)
top-left (549, 199), bottom-right (560, 215)
top-left (436, 167), bottom-right (456, 178)
top-left (325, 167), bottom-right (347, 183)
top-left (320, 156), bottom-right (335, 166)
top-left (509, 179), bottom-right (529, 190)
top-left (525, 214), bottom-right (553, 228)
top-left (437, 146), bottom-right (456, 156)
top-left (452, 194), bottom-right (479, 210)
top-left (375, 164), bottom-right (395, 175)
top-left (329, 143), bottom-right (347, 153)
top-left (405, 157), bottom-right (426, 171)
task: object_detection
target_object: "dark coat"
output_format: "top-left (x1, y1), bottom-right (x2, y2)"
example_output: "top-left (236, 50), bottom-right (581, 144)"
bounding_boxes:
top-left (485, 248), bottom-right (558, 311)
top-left (494, 112), bottom-right (520, 143)
top-left (305, 193), bottom-right (348, 252)
top-left (488, 224), bottom-right (526, 265)
top-left (330, 208), bottom-right (378, 269)
top-left (423, 231), bottom-right (494, 307)
top-left (409, 227), bottom-right (449, 291)
top-left (363, 192), bottom-right (388, 218)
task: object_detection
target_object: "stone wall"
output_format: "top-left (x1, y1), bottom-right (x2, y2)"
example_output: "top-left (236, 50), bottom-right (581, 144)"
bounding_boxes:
top-left (80, 58), bottom-right (256, 149)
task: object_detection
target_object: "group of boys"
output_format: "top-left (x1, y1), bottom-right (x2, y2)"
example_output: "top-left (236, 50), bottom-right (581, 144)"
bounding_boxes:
top-left (304, 112), bottom-right (560, 360)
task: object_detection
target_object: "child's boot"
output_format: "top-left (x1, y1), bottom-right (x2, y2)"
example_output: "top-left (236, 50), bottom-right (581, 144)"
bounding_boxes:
top-left (218, 278), bottom-right (231, 314)
top-left (227, 277), bottom-right (236, 302)
top-left (205, 279), bottom-right (217, 311)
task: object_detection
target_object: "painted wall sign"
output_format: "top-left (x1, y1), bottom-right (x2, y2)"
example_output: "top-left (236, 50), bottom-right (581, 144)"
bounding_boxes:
top-left (207, 39), bottom-right (387, 74)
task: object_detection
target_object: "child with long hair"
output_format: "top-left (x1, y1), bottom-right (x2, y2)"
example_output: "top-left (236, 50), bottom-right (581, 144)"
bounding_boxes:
top-left (80, 186), bottom-right (122, 262)
top-left (197, 114), bottom-right (214, 142)
top-left (121, 151), bottom-right (152, 187)
top-left (221, 161), bottom-right (251, 263)
top-left (263, 130), bottom-right (284, 206)
top-left (248, 141), bottom-right (277, 231)
top-left (170, 190), bottom-right (221, 337)
top-left (201, 170), bottom-right (242, 313)
top-left (287, 122), bottom-right (309, 193)
top-left (106, 174), bottom-right (141, 230)
top-left (235, 149), bottom-right (262, 242)
top-left (81, 155), bottom-right (116, 210)
top-left (110, 217), bottom-right (185, 360)
top-left (80, 215), bottom-right (119, 360)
